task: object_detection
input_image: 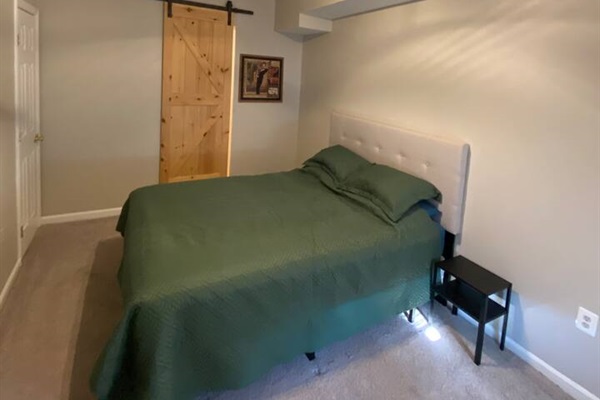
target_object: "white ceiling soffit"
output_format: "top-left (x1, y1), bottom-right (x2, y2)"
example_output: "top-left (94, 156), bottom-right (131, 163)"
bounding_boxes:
top-left (275, 0), bottom-right (421, 39)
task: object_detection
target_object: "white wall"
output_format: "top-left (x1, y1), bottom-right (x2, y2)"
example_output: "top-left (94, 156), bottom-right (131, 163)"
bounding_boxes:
top-left (37, 0), bottom-right (302, 216)
top-left (298, 0), bottom-right (600, 397)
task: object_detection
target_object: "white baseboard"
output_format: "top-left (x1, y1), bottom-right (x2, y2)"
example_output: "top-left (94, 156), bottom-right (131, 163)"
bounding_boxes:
top-left (41, 207), bottom-right (122, 225)
top-left (504, 334), bottom-right (599, 400)
top-left (0, 258), bottom-right (22, 310)
top-left (454, 308), bottom-right (599, 400)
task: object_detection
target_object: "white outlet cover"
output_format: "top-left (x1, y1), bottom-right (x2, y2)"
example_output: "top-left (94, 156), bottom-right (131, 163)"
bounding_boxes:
top-left (575, 307), bottom-right (599, 337)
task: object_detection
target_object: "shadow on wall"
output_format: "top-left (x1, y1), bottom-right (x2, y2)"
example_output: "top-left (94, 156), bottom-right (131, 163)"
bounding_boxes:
top-left (356, 0), bottom-right (589, 83)
top-left (317, 0), bottom-right (595, 115)
top-left (67, 237), bottom-right (124, 400)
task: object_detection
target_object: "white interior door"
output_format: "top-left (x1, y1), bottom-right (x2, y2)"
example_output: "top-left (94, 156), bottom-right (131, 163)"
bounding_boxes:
top-left (16, 0), bottom-right (41, 256)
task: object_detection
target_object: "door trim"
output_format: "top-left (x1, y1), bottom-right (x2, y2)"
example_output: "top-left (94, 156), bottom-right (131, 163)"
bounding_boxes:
top-left (14, 0), bottom-right (40, 258)
top-left (17, 0), bottom-right (37, 15)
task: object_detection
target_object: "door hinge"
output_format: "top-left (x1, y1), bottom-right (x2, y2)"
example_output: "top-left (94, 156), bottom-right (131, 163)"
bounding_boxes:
top-left (20, 225), bottom-right (24, 238)
top-left (17, 33), bottom-right (20, 47)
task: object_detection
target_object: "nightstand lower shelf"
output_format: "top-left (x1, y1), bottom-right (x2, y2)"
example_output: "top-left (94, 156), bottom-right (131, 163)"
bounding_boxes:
top-left (434, 280), bottom-right (506, 323)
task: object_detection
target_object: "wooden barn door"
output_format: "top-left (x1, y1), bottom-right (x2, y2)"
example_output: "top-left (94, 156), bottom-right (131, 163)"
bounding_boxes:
top-left (160, 4), bottom-right (234, 183)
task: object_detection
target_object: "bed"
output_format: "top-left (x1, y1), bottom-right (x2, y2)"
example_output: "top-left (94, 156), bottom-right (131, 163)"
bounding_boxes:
top-left (92, 112), bottom-right (470, 400)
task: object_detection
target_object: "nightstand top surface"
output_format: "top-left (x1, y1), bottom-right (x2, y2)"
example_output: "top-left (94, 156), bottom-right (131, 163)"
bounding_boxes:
top-left (436, 256), bottom-right (511, 295)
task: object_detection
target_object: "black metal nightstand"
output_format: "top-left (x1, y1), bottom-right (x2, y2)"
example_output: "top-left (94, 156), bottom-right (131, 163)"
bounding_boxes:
top-left (431, 256), bottom-right (512, 365)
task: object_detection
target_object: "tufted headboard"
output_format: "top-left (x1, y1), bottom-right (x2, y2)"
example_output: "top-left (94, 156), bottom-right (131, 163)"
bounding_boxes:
top-left (330, 111), bottom-right (470, 235)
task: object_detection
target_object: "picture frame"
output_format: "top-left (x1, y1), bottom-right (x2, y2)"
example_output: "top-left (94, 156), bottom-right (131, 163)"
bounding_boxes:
top-left (239, 54), bottom-right (283, 102)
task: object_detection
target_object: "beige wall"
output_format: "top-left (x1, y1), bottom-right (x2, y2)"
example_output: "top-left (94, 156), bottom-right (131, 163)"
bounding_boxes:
top-left (298, 0), bottom-right (600, 396)
top-left (0, 0), bottom-right (19, 290)
top-left (38, 0), bottom-right (162, 216)
top-left (227, 0), bottom-right (303, 176)
top-left (38, 0), bottom-right (303, 216)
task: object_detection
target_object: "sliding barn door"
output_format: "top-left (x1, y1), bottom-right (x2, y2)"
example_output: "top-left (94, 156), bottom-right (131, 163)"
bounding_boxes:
top-left (160, 4), bottom-right (234, 183)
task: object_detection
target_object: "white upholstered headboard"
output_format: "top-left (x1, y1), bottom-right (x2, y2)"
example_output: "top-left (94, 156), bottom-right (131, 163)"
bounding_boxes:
top-left (330, 112), bottom-right (470, 235)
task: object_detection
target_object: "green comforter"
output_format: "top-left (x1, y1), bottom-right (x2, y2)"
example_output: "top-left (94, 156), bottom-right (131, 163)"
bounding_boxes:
top-left (92, 170), bottom-right (442, 400)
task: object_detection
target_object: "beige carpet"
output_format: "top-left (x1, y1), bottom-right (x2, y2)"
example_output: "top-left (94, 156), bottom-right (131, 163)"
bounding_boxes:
top-left (0, 218), bottom-right (572, 400)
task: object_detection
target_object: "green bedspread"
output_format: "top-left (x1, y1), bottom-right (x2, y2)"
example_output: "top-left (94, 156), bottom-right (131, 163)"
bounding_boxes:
top-left (92, 170), bottom-right (442, 400)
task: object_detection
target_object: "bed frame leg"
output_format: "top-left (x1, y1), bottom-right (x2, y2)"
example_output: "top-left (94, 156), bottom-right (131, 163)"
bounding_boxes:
top-left (404, 309), bottom-right (414, 323)
top-left (305, 352), bottom-right (316, 361)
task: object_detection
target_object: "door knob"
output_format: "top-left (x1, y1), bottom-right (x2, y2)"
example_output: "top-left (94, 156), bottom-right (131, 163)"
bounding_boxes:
top-left (34, 133), bottom-right (44, 143)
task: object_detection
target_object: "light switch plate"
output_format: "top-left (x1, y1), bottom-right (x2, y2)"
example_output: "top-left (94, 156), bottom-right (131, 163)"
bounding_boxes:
top-left (575, 307), bottom-right (598, 337)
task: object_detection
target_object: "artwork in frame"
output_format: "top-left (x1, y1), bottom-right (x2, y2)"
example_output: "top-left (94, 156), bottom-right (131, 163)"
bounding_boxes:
top-left (239, 54), bottom-right (283, 102)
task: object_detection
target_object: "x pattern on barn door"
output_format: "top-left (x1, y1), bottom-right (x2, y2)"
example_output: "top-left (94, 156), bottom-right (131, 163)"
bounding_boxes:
top-left (161, 5), bottom-right (233, 183)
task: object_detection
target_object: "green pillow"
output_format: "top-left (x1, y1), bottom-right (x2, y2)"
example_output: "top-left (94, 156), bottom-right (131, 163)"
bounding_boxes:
top-left (341, 164), bottom-right (441, 223)
top-left (303, 145), bottom-right (371, 182)
top-left (301, 163), bottom-right (339, 191)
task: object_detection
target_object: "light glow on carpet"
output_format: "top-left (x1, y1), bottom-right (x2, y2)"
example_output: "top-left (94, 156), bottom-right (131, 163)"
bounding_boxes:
top-left (401, 309), bottom-right (442, 342)
top-left (424, 326), bottom-right (441, 342)
top-left (411, 311), bottom-right (428, 329)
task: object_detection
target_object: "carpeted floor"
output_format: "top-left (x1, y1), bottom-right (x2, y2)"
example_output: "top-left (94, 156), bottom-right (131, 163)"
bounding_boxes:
top-left (0, 218), bottom-right (572, 400)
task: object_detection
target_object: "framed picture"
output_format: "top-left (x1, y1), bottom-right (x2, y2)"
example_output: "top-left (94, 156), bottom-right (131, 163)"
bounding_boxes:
top-left (239, 54), bottom-right (283, 102)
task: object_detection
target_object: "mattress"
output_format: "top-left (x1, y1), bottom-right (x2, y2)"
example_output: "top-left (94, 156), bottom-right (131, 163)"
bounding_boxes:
top-left (92, 169), bottom-right (442, 400)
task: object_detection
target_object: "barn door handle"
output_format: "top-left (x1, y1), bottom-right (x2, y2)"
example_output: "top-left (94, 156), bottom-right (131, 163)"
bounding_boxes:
top-left (34, 133), bottom-right (44, 143)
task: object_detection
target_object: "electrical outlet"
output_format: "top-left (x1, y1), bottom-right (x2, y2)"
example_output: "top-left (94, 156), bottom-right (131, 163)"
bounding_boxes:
top-left (575, 307), bottom-right (598, 337)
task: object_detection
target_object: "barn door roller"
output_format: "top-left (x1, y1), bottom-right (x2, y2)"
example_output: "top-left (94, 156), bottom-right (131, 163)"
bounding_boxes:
top-left (159, 0), bottom-right (253, 25)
